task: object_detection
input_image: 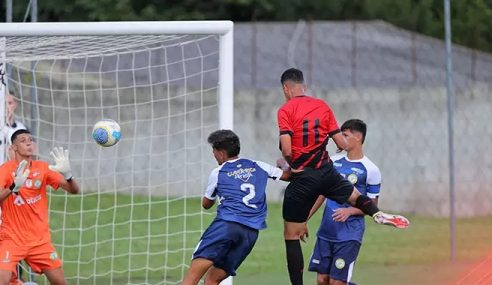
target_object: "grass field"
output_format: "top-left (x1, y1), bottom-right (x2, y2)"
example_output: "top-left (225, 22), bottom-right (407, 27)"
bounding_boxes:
top-left (40, 193), bottom-right (492, 285)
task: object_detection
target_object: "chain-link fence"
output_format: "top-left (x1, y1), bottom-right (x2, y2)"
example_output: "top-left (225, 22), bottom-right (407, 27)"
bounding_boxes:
top-left (233, 21), bottom-right (492, 217)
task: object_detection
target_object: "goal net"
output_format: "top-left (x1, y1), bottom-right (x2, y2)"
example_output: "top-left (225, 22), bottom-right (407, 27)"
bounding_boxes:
top-left (0, 21), bottom-right (233, 285)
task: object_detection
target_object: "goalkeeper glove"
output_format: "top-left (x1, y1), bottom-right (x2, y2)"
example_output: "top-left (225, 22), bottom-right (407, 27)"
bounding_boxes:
top-left (10, 160), bottom-right (30, 194)
top-left (49, 147), bottom-right (73, 180)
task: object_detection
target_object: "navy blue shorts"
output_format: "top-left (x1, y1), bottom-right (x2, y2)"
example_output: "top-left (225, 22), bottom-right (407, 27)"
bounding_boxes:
top-left (308, 238), bottom-right (361, 282)
top-left (192, 219), bottom-right (259, 276)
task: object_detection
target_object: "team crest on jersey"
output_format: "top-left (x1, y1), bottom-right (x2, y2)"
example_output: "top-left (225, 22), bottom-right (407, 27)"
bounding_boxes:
top-left (335, 258), bottom-right (346, 269)
top-left (50, 252), bottom-right (58, 260)
top-left (348, 173), bottom-right (358, 184)
top-left (227, 167), bottom-right (256, 182)
top-left (34, 179), bottom-right (42, 189)
top-left (25, 179), bottom-right (33, 188)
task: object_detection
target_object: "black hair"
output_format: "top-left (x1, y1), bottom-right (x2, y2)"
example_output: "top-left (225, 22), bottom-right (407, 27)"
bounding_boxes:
top-left (280, 68), bottom-right (304, 85)
top-left (11, 129), bottom-right (31, 144)
top-left (341, 119), bottom-right (367, 144)
top-left (207, 129), bottom-right (240, 157)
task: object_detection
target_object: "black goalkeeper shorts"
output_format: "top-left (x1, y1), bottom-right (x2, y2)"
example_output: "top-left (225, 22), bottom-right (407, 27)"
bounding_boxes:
top-left (282, 161), bottom-right (354, 223)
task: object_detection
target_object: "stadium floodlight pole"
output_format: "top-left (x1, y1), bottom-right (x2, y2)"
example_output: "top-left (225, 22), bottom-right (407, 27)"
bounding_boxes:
top-left (444, 0), bottom-right (456, 262)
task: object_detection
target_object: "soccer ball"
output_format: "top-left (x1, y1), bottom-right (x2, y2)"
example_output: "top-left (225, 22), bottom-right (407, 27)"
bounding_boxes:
top-left (92, 119), bottom-right (121, 147)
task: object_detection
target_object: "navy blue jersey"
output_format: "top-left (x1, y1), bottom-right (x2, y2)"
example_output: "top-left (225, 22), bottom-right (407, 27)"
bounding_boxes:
top-left (204, 158), bottom-right (283, 230)
top-left (317, 155), bottom-right (381, 243)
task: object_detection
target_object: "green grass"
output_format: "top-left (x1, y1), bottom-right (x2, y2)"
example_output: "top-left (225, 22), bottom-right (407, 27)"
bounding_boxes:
top-left (37, 193), bottom-right (492, 284)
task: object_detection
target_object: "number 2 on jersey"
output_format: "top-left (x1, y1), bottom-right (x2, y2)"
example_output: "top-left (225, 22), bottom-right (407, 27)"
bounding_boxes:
top-left (240, 183), bottom-right (257, 209)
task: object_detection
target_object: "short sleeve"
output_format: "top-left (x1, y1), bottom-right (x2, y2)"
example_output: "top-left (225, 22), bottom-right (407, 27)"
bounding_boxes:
top-left (255, 161), bottom-right (283, 181)
top-left (46, 166), bottom-right (64, 190)
top-left (325, 105), bottom-right (340, 137)
top-left (366, 164), bottom-right (381, 199)
top-left (277, 107), bottom-right (293, 136)
top-left (204, 167), bottom-right (220, 200)
top-left (0, 164), bottom-right (13, 189)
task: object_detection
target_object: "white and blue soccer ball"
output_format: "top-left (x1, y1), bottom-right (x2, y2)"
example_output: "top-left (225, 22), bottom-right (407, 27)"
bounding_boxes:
top-left (92, 119), bottom-right (121, 147)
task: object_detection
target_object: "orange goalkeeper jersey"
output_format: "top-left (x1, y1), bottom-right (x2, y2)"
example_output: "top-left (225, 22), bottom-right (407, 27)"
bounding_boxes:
top-left (0, 159), bottom-right (63, 246)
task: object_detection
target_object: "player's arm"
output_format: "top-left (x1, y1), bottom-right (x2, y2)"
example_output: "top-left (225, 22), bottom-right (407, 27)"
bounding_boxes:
top-left (0, 160), bottom-right (29, 202)
top-left (332, 197), bottom-right (378, 221)
top-left (203, 168), bottom-right (219, 210)
top-left (331, 132), bottom-right (347, 152)
top-left (279, 134), bottom-right (292, 165)
top-left (256, 161), bottom-right (290, 182)
top-left (277, 108), bottom-right (293, 165)
top-left (48, 147), bottom-right (79, 194)
top-left (308, 195), bottom-right (326, 220)
top-left (58, 178), bottom-right (80, 194)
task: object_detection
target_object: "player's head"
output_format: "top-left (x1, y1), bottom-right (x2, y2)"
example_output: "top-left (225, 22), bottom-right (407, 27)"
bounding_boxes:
top-left (341, 119), bottom-right (367, 150)
top-left (6, 91), bottom-right (18, 113)
top-left (207, 129), bottom-right (240, 165)
top-left (11, 129), bottom-right (34, 158)
top-left (280, 68), bottom-right (307, 101)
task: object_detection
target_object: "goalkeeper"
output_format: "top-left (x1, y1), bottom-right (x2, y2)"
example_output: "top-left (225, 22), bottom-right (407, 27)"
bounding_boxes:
top-left (0, 129), bottom-right (79, 285)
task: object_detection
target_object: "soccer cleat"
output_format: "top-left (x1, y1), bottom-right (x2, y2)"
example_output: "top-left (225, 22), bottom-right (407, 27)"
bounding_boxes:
top-left (373, 211), bottom-right (410, 229)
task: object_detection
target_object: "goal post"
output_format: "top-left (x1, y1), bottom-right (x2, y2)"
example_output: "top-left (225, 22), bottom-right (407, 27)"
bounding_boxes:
top-left (0, 21), bottom-right (234, 285)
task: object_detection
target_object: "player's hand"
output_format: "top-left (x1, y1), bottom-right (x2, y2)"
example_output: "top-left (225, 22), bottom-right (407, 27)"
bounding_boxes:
top-left (332, 208), bottom-right (352, 222)
top-left (49, 147), bottom-right (73, 180)
top-left (276, 158), bottom-right (290, 171)
top-left (11, 160), bottom-right (30, 194)
top-left (299, 225), bottom-right (309, 243)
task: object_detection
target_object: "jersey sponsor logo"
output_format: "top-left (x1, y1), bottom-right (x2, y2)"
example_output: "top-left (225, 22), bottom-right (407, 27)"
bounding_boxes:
top-left (335, 258), bottom-right (346, 269)
top-left (350, 167), bottom-right (364, 174)
top-left (347, 173), bottom-right (358, 184)
top-left (26, 194), bottom-right (42, 205)
top-left (14, 195), bottom-right (25, 206)
top-left (227, 167), bottom-right (256, 182)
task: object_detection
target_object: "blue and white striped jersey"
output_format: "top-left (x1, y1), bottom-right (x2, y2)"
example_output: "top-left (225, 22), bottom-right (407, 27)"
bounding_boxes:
top-left (204, 158), bottom-right (283, 230)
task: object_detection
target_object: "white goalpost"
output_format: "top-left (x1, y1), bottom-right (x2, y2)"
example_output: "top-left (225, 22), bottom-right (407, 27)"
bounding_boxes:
top-left (0, 21), bottom-right (233, 285)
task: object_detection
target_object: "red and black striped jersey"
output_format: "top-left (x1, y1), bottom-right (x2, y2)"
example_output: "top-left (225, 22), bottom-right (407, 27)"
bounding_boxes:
top-left (277, 96), bottom-right (340, 169)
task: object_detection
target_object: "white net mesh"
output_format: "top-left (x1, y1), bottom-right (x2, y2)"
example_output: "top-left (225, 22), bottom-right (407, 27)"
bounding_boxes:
top-left (2, 33), bottom-right (223, 284)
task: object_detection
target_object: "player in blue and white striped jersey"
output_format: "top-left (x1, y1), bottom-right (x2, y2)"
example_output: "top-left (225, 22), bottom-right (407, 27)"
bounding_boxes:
top-left (308, 119), bottom-right (381, 285)
top-left (182, 130), bottom-right (290, 285)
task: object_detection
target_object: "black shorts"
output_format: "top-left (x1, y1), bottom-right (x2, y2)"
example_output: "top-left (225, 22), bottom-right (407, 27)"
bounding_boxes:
top-left (282, 162), bottom-right (354, 223)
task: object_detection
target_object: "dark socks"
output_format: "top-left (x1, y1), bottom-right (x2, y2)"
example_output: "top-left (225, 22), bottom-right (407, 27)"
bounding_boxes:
top-left (285, 239), bottom-right (304, 285)
top-left (355, 195), bottom-right (380, 216)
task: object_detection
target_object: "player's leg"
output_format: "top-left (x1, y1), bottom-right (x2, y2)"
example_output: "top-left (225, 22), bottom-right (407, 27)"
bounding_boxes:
top-left (209, 222), bottom-right (259, 284)
top-left (308, 237), bottom-right (333, 285)
top-left (23, 242), bottom-right (64, 285)
top-left (322, 166), bottom-right (409, 229)
top-left (0, 239), bottom-right (26, 285)
top-left (182, 258), bottom-right (214, 285)
top-left (283, 169), bottom-right (323, 285)
top-left (203, 266), bottom-right (228, 285)
top-left (327, 241), bottom-right (360, 285)
top-left (43, 267), bottom-right (67, 285)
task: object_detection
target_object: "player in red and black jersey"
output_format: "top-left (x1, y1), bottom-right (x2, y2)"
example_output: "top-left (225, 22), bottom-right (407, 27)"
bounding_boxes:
top-left (277, 68), bottom-right (410, 285)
